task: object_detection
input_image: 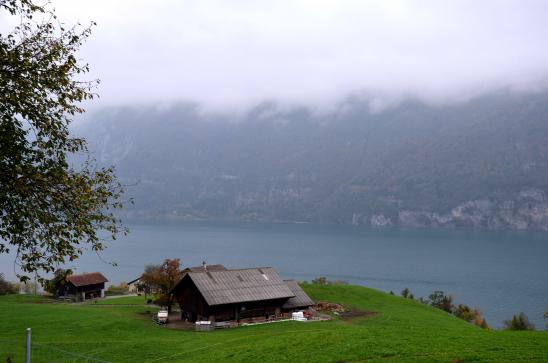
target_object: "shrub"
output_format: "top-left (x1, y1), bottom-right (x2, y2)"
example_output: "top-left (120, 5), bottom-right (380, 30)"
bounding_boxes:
top-left (312, 277), bottom-right (329, 285)
top-left (453, 304), bottom-right (490, 329)
top-left (504, 312), bottom-right (535, 331)
top-left (311, 277), bottom-right (348, 285)
top-left (42, 269), bottom-right (70, 295)
top-left (478, 317), bottom-right (490, 330)
top-left (453, 304), bottom-right (475, 322)
top-left (428, 291), bottom-right (453, 313)
top-left (400, 288), bottom-right (415, 299)
top-left (472, 308), bottom-right (490, 330)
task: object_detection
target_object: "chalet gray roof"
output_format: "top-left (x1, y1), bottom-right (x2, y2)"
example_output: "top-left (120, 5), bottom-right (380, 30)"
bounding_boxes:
top-left (186, 267), bottom-right (295, 306)
top-left (282, 280), bottom-right (315, 309)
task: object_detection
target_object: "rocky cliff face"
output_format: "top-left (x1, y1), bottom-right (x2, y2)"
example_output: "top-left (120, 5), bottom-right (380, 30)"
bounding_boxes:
top-left (363, 189), bottom-right (548, 230)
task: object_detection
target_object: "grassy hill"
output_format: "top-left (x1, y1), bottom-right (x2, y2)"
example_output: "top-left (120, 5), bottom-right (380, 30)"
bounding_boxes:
top-left (1, 284), bottom-right (547, 362)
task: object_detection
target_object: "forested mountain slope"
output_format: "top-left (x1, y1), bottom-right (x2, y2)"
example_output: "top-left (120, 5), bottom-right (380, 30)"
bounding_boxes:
top-left (75, 91), bottom-right (548, 230)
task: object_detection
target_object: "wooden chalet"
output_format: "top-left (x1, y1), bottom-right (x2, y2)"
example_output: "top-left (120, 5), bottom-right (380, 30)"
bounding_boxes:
top-left (56, 272), bottom-right (108, 301)
top-left (171, 266), bottom-right (314, 324)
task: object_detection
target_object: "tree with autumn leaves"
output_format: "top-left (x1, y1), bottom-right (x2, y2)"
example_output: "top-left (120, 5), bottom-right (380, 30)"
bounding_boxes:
top-left (141, 259), bottom-right (184, 312)
top-left (1, 0), bottom-right (127, 283)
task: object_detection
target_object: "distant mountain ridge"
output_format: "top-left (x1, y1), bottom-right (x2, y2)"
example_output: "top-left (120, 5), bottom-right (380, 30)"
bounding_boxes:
top-left (75, 91), bottom-right (548, 230)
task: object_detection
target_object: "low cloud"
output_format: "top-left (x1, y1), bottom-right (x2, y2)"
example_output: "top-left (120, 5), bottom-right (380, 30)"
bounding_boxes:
top-left (39, 0), bottom-right (548, 110)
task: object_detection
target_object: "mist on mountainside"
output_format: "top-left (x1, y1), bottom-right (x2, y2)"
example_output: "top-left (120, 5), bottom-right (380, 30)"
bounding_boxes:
top-left (74, 90), bottom-right (548, 230)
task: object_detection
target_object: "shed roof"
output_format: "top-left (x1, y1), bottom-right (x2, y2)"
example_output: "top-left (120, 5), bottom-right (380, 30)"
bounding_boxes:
top-left (282, 280), bottom-right (315, 309)
top-left (67, 272), bottom-right (108, 287)
top-left (183, 267), bottom-right (295, 306)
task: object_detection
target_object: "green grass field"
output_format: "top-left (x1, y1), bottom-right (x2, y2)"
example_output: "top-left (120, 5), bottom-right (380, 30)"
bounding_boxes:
top-left (1, 284), bottom-right (547, 362)
top-left (93, 295), bottom-right (152, 305)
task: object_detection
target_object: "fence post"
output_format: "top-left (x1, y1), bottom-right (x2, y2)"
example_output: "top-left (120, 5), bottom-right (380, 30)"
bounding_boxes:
top-left (26, 328), bottom-right (31, 363)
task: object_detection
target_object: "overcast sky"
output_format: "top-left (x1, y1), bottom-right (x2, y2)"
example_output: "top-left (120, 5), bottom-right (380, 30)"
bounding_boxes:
top-left (13, 1), bottom-right (548, 109)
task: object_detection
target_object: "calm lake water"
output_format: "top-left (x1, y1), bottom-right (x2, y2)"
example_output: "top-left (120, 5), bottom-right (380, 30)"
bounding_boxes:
top-left (2, 220), bottom-right (547, 328)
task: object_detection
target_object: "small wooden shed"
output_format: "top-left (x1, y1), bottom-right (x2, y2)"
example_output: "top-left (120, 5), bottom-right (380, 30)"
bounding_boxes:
top-left (56, 272), bottom-right (108, 301)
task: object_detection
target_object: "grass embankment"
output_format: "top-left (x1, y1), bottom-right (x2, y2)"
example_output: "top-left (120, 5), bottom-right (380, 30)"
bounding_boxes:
top-left (1, 284), bottom-right (547, 362)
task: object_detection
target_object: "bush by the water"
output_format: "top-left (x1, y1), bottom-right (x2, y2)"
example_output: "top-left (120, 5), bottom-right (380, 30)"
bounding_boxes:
top-left (453, 303), bottom-right (490, 329)
top-left (504, 312), bottom-right (535, 331)
top-left (427, 290), bottom-right (454, 313)
top-left (404, 289), bottom-right (490, 329)
top-left (401, 288), bottom-right (415, 299)
top-left (453, 304), bottom-right (476, 322)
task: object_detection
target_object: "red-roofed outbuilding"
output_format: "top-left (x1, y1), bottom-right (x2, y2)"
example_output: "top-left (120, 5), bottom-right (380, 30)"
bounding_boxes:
top-left (56, 272), bottom-right (108, 301)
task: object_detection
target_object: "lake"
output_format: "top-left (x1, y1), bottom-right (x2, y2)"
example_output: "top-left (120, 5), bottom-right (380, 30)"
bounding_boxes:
top-left (2, 220), bottom-right (547, 328)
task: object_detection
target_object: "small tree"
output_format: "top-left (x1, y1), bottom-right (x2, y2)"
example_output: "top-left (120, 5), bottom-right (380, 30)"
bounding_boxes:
top-left (453, 304), bottom-right (475, 322)
top-left (43, 269), bottom-right (70, 295)
top-left (473, 309), bottom-right (490, 330)
top-left (0, 0), bottom-right (127, 283)
top-left (312, 277), bottom-right (329, 285)
top-left (135, 281), bottom-right (149, 298)
top-left (141, 259), bottom-right (184, 313)
top-left (141, 265), bottom-right (161, 294)
top-left (428, 291), bottom-right (453, 313)
top-left (504, 312), bottom-right (535, 331)
top-left (401, 288), bottom-right (410, 298)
